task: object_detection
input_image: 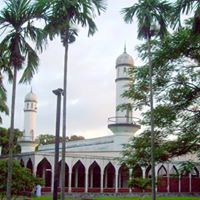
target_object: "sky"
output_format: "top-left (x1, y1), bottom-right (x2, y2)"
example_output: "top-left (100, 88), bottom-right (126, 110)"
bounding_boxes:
top-left (1, 0), bottom-right (143, 139)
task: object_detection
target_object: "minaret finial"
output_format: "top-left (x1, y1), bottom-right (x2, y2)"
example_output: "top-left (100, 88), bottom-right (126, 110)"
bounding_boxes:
top-left (124, 43), bottom-right (127, 53)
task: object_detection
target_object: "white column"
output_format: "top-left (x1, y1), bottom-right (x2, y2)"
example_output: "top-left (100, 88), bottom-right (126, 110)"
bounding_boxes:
top-left (85, 171), bottom-right (88, 193)
top-left (100, 169), bottom-right (104, 193)
top-left (129, 169), bottom-right (133, 193)
top-left (33, 162), bottom-right (37, 176)
top-left (68, 168), bottom-right (72, 193)
top-left (115, 170), bottom-right (118, 193)
top-left (155, 166), bottom-right (158, 192)
top-left (179, 175), bottom-right (181, 193)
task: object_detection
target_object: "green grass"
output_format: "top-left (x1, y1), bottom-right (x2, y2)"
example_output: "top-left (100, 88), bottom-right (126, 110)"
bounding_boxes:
top-left (32, 196), bottom-right (200, 200)
top-left (94, 197), bottom-right (200, 200)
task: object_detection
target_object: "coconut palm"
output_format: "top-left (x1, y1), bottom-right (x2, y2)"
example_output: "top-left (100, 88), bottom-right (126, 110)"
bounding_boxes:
top-left (121, 0), bottom-right (172, 199)
top-left (173, 0), bottom-right (200, 34)
top-left (0, 0), bottom-right (45, 199)
top-left (36, 0), bottom-right (106, 199)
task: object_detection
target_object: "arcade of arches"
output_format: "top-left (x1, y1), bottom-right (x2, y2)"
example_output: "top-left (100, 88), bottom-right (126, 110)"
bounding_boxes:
top-left (20, 157), bottom-right (200, 193)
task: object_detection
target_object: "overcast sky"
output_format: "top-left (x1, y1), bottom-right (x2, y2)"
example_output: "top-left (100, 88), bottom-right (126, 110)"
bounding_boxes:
top-left (1, 0), bottom-right (143, 139)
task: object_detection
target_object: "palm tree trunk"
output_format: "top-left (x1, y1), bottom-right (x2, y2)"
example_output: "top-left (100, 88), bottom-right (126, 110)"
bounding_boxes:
top-left (6, 67), bottom-right (17, 200)
top-left (61, 28), bottom-right (69, 200)
top-left (147, 35), bottom-right (156, 200)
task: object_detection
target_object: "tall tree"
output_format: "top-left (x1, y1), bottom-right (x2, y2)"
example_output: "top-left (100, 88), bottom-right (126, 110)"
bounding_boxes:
top-left (121, 1), bottom-right (172, 199)
top-left (120, 23), bottom-right (200, 182)
top-left (36, 1), bottom-right (106, 199)
top-left (0, 0), bottom-right (45, 199)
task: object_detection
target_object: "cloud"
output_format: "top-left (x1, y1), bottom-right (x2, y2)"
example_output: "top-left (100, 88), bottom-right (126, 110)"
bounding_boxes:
top-left (1, 0), bottom-right (142, 139)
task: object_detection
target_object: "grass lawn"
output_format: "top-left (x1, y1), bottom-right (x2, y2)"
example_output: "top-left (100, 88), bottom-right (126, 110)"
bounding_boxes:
top-left (32, 196), bottom-right (200, 200)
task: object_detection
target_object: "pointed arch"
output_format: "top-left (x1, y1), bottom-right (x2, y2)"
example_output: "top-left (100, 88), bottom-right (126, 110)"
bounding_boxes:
top-left (26, 158), bottom-right (33, 173)
top-left (191, 167), bottom-right (200, 192)
top-left (181, 165), bottom-right (190, 192)
top-left (36, 158), bottom-right (52, 187)
top-left (191, 167), bottom-right (199, 177)
top-left (58, 161), bottom-right (69, 187)
top-left (169, 166), bottom-right (179, 176)
top-left (118, 165), bottom-right (129, 190)
top-left (169, 165), bottom-right (179, 192)
top-left (72, 160), bottom-right (85, 191)
top-left (157, 165), bottom-right (168, 192)
top-left (103, 162), bottom-right (115, 190)
top-left (133, 164), bottom-right (142, 177)
top-left (88, 161), bottom-right (101, 189)
top-left (130, 165), bottom-right (143, 192)
top-left (158, 165), bottom-right (167, 177)
top-left (87, 161), bottom-right (101, 192)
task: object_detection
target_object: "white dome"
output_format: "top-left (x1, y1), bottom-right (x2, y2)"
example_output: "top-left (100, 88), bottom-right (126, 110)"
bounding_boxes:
top-left (116, 51), bottom-right (134, 66)
top-left (25, 91), bottom-right (37, 102)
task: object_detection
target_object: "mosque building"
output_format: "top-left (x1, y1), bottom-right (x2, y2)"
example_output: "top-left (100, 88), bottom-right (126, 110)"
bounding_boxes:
top-left (6, 49), bottom-right (200, 194)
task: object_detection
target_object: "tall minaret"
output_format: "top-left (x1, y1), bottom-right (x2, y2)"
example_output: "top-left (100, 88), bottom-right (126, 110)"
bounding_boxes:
top-left (18, 89), bottom-right (38, 153)
top-left (108, 47), bottom-right (140, 135)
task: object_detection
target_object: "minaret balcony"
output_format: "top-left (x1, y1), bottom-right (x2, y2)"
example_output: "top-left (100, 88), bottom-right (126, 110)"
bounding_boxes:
top-left (108, 116), bottom-right (141, 135)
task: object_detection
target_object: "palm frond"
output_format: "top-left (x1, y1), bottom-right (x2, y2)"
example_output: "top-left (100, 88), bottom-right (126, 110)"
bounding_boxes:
top-left (0, 73), bottom-right (9, 121)
top-left (172, 0), bottom-right (199, 29)
top-left (38, 0), bottom-right (106, 40)
top-left (121, 0), bottom-right (172, 40)
top-left (19, 40), bottom-right (39, 83)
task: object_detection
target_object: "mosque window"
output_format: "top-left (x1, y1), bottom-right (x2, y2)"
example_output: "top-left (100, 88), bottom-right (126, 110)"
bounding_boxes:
top-left (124, 67), bottom-right (127, 73)
top-left (30, 130), bottom-right (34, 140)
top-left (31, 103), bottom-right (33, 109)
top-left (27, 103), bottom-right (29, 109)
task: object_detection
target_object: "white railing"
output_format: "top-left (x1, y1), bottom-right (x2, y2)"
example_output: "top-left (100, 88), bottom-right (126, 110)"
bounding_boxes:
top-left (108, 116), bottom-right (140, 125)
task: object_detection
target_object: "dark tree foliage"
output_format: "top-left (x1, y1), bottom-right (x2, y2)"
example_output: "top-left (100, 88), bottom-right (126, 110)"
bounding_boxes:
top-left (0, 44), bottom-right (10, 124)
top-left (37, 134), bottom-right (85, 145)
top-left (0, 160), bottom-right (43, 199)
top-left (0, 127), bottom-right (22, 155)
top-left (120, 23), bottom-right (200, 168)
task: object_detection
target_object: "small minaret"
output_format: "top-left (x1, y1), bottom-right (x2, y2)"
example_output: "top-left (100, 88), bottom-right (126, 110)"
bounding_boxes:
top-left (18, 89), bottom-right (38, 153)
top-left (108, 47), bottom-right (140, 135)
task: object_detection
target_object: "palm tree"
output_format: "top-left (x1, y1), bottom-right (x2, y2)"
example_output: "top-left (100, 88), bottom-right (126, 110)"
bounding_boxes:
top-left (0, 0), bottom-right (45, 199)
top-left (121, 1), bottom-right (172, 199)
top-left (36, 0), bottom-right (106, 199)
top-left (173, 0), bottom-right (200, 34)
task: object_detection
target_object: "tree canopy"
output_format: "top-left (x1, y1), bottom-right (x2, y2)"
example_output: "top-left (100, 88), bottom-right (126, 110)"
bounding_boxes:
top-left (120, 1), bottom-right (200, 168)
top-left (0, 127), bottom-right (22, 155)
top-left (37, 134), bottom-right (85, 145)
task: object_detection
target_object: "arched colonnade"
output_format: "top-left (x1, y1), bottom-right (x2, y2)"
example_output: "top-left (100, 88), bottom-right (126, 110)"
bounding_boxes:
top-left (19, 157), bottom-right (200, 193)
